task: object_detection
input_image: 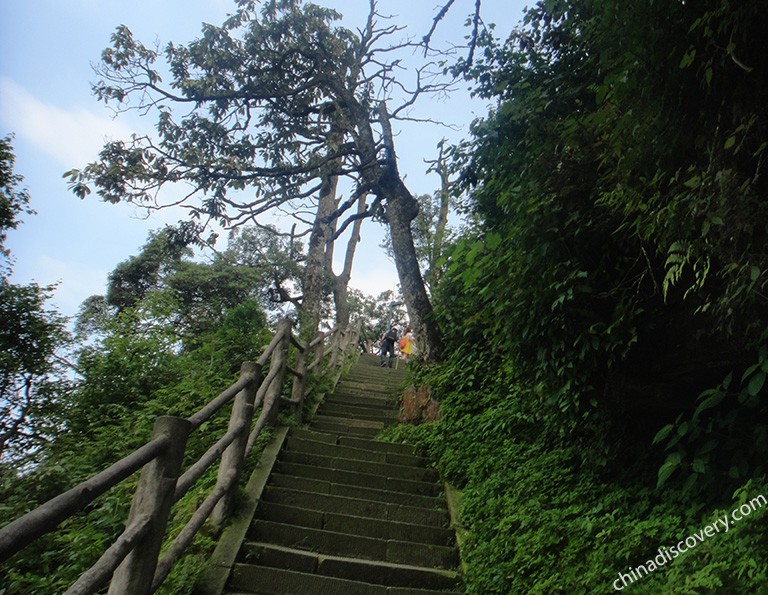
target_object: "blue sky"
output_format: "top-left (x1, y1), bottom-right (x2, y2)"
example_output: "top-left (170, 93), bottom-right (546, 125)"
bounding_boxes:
top-left (0, 0), bottom-right (526, 318)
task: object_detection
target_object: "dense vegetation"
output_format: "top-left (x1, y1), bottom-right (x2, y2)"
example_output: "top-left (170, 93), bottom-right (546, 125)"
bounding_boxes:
top-left (386, 0), bottom-right (768, 592)
top-left (0, 223), bottom-right (284, 592)
top-left (0, 192), bottom-right (398, 593)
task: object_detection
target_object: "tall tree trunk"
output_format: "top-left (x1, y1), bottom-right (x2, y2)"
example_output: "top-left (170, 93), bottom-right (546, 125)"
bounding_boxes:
top-left (376, 105), bottom-right (443, 362)
top-left (300, 173), bottom-right (338, 341)
top-left (429, 139), bottom-right (451, 292)
top-left (325, 194), bottom-right (367, 330)
top-left (344, 95), bottom-right (443, 362)
top-left (384, 178), bottom-right (443, 362)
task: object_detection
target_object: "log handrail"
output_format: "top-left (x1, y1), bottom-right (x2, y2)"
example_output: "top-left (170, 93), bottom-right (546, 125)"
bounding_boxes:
top-left (63, 514), bottom-right (153, 595)
top-left (0, 318), bottom-right (361, 594)
top-left (308, 325), bottom-right (338, 349)
top-left (185, 373), bottom-right (254, 430)
top-left (173, 423), bottom-right (243, 502)
top-left (0, 435), bottom-right (167, 561)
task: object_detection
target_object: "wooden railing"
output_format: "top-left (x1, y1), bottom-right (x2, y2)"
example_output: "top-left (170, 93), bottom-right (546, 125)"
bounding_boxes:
top-left (0, 318), bottom-right (361, 595)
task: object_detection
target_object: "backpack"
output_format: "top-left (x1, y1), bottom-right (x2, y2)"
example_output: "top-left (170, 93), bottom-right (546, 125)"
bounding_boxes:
top-left (399, 337), bottom-right (407, 350)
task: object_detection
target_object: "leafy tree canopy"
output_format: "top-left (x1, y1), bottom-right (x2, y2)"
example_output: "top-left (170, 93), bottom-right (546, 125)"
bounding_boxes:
top-left (0, 134), bottom-right (33, 275)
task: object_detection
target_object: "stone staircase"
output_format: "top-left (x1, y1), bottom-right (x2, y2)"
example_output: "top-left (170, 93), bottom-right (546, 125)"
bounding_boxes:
top-left (219, 353), bottom-right (462, 594)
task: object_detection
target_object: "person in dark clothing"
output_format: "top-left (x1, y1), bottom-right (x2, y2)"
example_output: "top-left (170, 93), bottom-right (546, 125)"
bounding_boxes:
top-left (380, 327), bottom-right (398, 368)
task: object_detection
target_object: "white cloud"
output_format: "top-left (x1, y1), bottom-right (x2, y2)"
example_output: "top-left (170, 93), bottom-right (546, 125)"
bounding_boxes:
top-left (0, 77), bottom-right (137, 166)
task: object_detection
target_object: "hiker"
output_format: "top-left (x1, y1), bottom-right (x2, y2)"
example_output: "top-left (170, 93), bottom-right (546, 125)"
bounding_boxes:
top-left (380, 326), bottom-right (398, 368)
top-left (400, 326), bottom-right (414, 361)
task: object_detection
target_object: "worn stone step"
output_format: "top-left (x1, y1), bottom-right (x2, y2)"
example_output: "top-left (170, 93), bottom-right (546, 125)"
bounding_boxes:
top-left (337, 377), bottom-right (407, 389)
top-left (310, 419), bottom-right (382, 438)
top-left (331, 389), bottom-right (397, 400)
top-left (255, 501), bottom-right (456, 546)
top-left (239, 542), bottom-right (460, 590)
top-left (337, 435), bottom-right (417, 456)
top-left (208, 354), bottom-right (460, 595)
top-left (330, 391), bottom-right (399, 404)
top-left (344, 360), bottom-right (407, 373)
top-left (290, 428), bottom-right (416, 456)
top-left (247, 520), bottom-right (458, 569)
top-left (316, 410), bottom-right (397, 426)
top-left (335, 381), bottom-right (405, 391)
top-left (338, 375), bottom-right (402, 385)
top-left (268, 473), bottom-right (444, 509)
top-left (285, 437), bottom-right (426, 467)
top-left (324, 393), bottom-right (398, 409)
top-left (274, 460), bottom-right (442, 497)
top-left (319, 402), bottom-right (398, 420)
top-left (347, 367), bottom-right (407, 376)
top-left (228, 563), bottom-right (458, 594)
top-left (279, 450), bottom-right (440, 483)
top-left (260, 486), bottom-right (449, 527)
top-left (313, 415), bottom-right (385, 429)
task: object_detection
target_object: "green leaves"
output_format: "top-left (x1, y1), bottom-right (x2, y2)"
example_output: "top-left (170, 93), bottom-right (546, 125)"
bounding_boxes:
top-left (679, 47), bottom-right (696, 69)
top-left (747, 372), bottom-right (766, 397)
top-left (652, 423), bottom-right (674, 445)
top-left (657, 452), bottom-right (683, 488)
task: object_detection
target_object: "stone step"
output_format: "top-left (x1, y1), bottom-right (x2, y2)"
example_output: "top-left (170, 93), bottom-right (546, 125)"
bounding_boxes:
top-left (349, 373), bottom-right (406, 379)
top-left (260, 485), bottom-right (449, 527)
top-left (335, 381), bottom-right (405, 391)
top-left (238, 543), bottom-right (460, 590)
top-left (228, 563), bottom-right (458, 594)
top-left (268, 473), bottom-right (444, 509)
top-left (254, 501), bottom-right (455, 546)
top-left (279, 450), bottom-right (440, 483)
top-left (324, 393), bottom-right (398, 409)
top-left (247, 520), bottom-right (458, 569)
top-left (289, 428), bottom-right (416, 456)
top-left (347, 360), bottom-right (407, 373)
top-left (338, 371), bottom-right (403, 381)
top-left (337, 435), bottom-right (417, 456)
top-left (319, 402), bottom-right (398, 420)
top-left (337, 376), bottom-right (407, 387)
top-left (284, 436), bottom-right (426, 467)
top-left (310, 418), bottom-right (382, 438)
top-left (313, 415), bottom-right (386, 429)
top-left (316, 409), bottom-right (397, 426)
top-left (209, 354), bottom-right (459, 595)
top-left (330, 391), bottom-right (399, 404)
top-left (274, 460), bottom-right (442, 497)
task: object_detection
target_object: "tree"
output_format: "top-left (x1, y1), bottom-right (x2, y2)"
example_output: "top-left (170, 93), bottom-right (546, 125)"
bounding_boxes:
top-left (423, 139), bottom-right (454, 291)
top-left (0, 134), bottom-right (33, 276)
top-left (380, 140), bottom-right (457, 295)
top-left (78, 227), bottom-right (278, 343)
top-left (0, 137), bottom-right (71, 466)
top-left (0, 281), bottom-right (71, 465)
top-left (66, 0), bottom-right (451, 360)
top-left (323, 191), bottom-right (367, 329)
top-left (105, 229), bottom-right (190, 312)
top-left (1, 245), bottom-right (272, 594)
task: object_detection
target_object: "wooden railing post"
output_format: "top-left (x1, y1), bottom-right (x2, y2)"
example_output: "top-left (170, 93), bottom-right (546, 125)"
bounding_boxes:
top-left (329, 329), bottom-right (343, 369)
top-left (210, 361), bottom-right (261, 529)
top-left (350, 320), bottom-right (362, 356)
top-left (312, 331), bottom-right (326, 370)
top-left (290, 352), bottom-right (308, 419)
top-left (263, 319), bottom-right (290, 426)
top-left (108, 416), bottom-right (191, 595)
